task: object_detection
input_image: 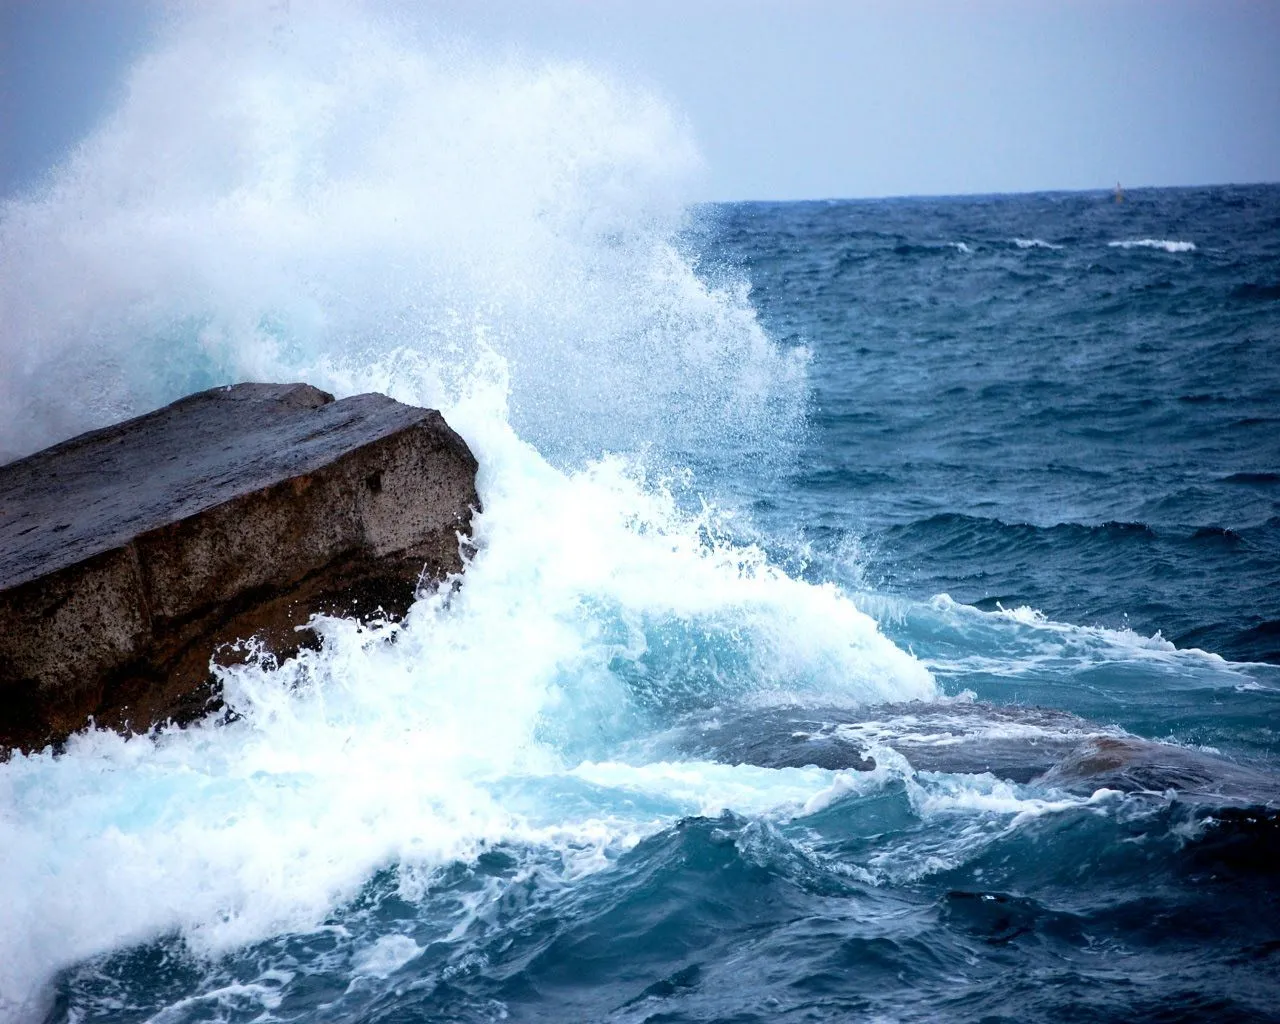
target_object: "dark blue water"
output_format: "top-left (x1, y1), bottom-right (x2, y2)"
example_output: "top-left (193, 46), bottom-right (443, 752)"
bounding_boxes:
top-left (29, 185), bottom-right (1280, 1024)
top-left (714, 185), bottom-right (1280, 666)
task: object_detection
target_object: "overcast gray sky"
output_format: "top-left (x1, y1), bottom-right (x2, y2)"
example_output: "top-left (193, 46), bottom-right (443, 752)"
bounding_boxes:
top-left (2, 0), bottom-right (1278, 201)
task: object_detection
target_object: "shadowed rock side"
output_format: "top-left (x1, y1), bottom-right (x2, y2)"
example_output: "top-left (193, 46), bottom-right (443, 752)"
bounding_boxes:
top-left (0, 383), bottom-right (480, 754)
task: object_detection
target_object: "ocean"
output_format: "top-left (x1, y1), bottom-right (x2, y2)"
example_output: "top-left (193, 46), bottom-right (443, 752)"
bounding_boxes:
top-left (1, 9), bottom-right (1278, 1023)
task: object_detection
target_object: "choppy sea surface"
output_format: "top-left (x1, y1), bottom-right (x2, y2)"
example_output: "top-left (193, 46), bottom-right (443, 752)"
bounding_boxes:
top-left (1, 10), bottom-right (1278, 1023)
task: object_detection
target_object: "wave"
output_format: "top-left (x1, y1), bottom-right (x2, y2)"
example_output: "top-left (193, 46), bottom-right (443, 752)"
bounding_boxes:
top-left (890, 241), bottom-right (972, 257)
top-left (1012, 238), bottom-right (1063, 250)
top-left (851, 592), bottom-right (1280, 701)
top-left (0, 5), bottom-right (933, 1018)
top-left (1222, 471), bottom-right (1280, 485)
top-left (878, 512), bottom-right (1157, 552)
top-left (50, 770), bottom-right (1280, 1024)
top-left (1230, 282), bottom-right (1280, 302)
top-left (1107, 239), bottom-right (1197, 253)
top-left (0, 6), bottom-right (807, 468)
top-left (877, 510), bottom-right (1280, 553)
top-left (920, 593), bottom-right (1223, 662)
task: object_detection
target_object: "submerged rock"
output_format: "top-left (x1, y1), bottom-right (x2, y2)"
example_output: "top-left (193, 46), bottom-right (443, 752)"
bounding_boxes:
top-left (1034, 734), bottom-right (1280, 803)
top-left (0, 383), bottom-right (479, 754)
top-left (676, 701), bottom-right (1280, 806)
top-left (675, 701), bottom-right (1103, 782)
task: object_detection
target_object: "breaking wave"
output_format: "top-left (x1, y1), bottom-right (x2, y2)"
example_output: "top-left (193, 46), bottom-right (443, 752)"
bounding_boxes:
top-left (0, 4), bottom-right (932, 1018)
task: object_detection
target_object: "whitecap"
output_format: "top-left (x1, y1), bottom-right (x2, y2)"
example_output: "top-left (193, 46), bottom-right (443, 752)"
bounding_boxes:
top-left (1107, 239), bottom-right (1197, 253)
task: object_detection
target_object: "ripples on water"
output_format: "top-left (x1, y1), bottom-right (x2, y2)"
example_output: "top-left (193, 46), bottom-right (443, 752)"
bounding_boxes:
top-left (715, 186), bottom-right (1280, 666)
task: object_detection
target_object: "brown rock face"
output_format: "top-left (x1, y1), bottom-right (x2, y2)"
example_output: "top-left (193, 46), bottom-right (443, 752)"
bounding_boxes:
top-left (0, 383), bottom-right (480, 754)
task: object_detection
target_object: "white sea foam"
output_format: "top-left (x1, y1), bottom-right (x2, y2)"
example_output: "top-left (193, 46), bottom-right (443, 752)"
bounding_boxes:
top-left (831, 713), bottom-right (1116, 750)
top-left (352, 935), bottom-right (423, 979)
top-left (0, 441), bottom-right (932, 1020)
top-left (800, 750), bottom-right (1121, 884)
top-left (0, 4), bottom-right (934, 1019)
top-left (1013, 237), bottom-right (1063, 250)
top-left (948, 241), bottom-right (973, 254)
top-left (909, 773), bottom-right (1117, 824)
top-left (850, 592), bottom-right (1280, 696)
top-left (1107, 239), bottom-right (1197, 253)
top-left (932, 595), bottom-right (1216, 661)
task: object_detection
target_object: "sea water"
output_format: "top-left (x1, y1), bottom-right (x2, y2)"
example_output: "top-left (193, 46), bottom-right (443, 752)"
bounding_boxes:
top-left (1, 6), bottom-right (1278, 1022)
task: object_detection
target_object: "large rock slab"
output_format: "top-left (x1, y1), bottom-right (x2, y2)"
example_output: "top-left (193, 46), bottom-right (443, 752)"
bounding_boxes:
top-left (0, 383), bottom-right (479, 754)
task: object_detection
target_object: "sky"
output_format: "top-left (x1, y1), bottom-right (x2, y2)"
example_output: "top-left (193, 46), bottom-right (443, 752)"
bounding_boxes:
top-left (1, 0), bottom-right (1278, 202)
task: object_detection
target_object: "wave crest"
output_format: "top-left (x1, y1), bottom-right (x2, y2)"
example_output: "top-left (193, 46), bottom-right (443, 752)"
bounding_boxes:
top-left (1107, 239), bottom-right (1197, 253)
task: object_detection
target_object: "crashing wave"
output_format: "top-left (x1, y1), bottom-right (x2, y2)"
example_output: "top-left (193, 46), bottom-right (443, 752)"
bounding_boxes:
top-left (0, 5), bottom-right (934, 1018)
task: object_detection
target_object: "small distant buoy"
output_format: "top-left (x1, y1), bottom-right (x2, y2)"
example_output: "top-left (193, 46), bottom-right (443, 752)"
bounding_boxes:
top-left (1115, 181), bottom-right (1125, 203)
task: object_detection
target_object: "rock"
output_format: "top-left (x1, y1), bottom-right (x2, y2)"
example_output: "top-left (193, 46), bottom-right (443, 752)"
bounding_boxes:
top-left (0, 383), bottom-right (479, 754)
top-left (674, 702), bottom-right (1280, 807)
top-left (672, 702), bottom-right (1097, 781)
top-left (1034, 735), bottom-right (1280, 804)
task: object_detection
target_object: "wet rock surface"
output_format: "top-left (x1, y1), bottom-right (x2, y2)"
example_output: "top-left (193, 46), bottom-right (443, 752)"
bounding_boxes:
top-left (0, 383), bottom-right (479, 754)
top-left (675, 702), bottom-right (1102, 782)
top-left (675, 701), bottom-right (1280, 806)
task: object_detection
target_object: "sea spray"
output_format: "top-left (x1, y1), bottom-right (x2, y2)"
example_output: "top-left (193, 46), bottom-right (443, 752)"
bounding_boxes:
top-left (0, 3), bottom-right (805, 468)
top-left (0, 4), bottom-right (929, 1019)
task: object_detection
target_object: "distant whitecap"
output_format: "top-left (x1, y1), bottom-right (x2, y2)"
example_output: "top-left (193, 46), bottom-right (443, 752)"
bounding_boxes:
top-left (1108, 238), bottom-right (1197, 253)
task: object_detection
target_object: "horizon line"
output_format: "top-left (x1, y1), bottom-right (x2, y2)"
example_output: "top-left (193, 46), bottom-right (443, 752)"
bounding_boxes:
top-left (698, 179), bottom-right (1280, 206)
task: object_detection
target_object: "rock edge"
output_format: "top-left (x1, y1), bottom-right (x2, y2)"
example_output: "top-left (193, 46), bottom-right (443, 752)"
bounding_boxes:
top-left (0, 382), bottom-right (480, 754)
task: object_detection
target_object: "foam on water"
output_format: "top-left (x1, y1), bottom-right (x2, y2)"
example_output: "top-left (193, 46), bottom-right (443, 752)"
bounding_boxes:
top-left (831, 712), bottom-right (1117, 750)
top-left (859, 591), bottom-right (1264, 675)
top-left (0, 4), bottom-right (932, 1018)
top-left (351, 935), bottom-right (424, 979)
top-left (0, 418), bottom-right (935, 1015)
top-left (1107, 238), bottom-right (1197, 253)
